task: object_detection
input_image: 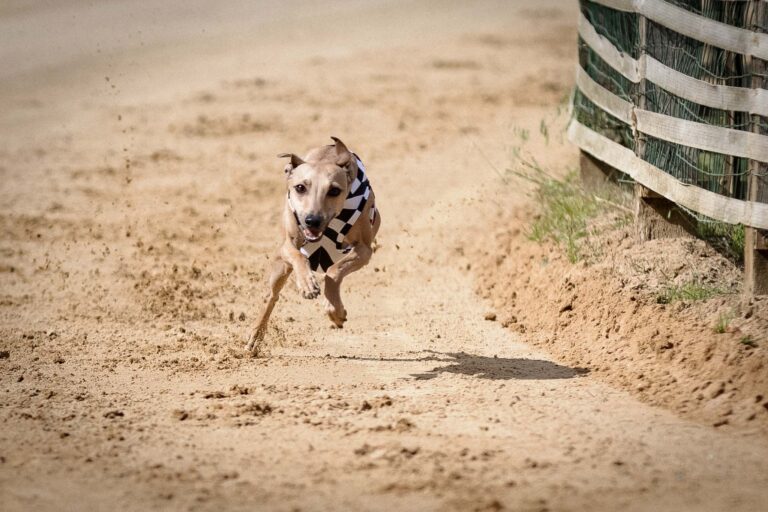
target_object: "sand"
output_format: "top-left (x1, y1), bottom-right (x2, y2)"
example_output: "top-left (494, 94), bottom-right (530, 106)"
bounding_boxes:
top-left (1, 1), bottom-right (767, 511)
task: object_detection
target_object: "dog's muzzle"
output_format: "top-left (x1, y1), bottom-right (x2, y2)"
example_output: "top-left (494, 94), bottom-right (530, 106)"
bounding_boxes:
top-left (301, 226), bottom-right (323, 242)
top-left (302, 214), bottom-right (324, 242)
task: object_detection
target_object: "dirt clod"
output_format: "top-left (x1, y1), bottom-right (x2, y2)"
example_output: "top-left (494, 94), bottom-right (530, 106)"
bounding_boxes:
top-left (172, 410), bottom-right (189, 421)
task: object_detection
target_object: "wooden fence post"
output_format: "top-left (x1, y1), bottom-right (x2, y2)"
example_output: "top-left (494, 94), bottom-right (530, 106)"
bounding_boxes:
top-left (745, 0), bottom-right (768, 295)
top-left (631, 14), bottom-right (693, 241)
top-left (634, 184), bottom-right (698, 240)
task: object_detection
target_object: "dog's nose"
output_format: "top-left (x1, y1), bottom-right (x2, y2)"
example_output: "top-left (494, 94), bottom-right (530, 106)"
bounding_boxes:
top-left (305, 214), bottom-right (323, 229)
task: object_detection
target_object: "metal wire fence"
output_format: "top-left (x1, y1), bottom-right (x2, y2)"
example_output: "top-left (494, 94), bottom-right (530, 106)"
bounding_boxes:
top-left (574, 0), bottom-right (768, 207)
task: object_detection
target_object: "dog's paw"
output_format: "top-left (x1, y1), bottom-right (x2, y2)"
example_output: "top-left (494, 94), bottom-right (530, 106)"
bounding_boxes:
top-left (325, 300), bottom-right (347, 328)
top-left (245, 328), bottom-right (265, 354)
top-left (296, 273), bottom-right (321, 299)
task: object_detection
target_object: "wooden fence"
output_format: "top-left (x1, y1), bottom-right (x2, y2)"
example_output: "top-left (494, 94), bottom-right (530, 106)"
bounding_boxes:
top-left (570, 0), bottom-right (768, 294)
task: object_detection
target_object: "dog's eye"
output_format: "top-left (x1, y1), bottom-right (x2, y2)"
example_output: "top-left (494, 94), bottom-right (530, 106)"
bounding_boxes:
top-left (294, 184), bottom-right (307, 194)
top-left (327, 187), bottom-right (342, 197)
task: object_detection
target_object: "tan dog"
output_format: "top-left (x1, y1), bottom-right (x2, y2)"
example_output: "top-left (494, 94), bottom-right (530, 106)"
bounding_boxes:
top-left (247, 137), bottom-right (380, 353)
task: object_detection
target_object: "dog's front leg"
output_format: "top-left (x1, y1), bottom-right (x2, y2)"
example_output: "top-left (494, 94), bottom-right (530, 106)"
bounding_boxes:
top-left (323, 243), bottom-right (372, 328)
top-left (281, 240), bottom-right (320, 300)
top-left (246, 238), bottom-right (316, 353)
top-left (246, 258), bottom-right (292, 353)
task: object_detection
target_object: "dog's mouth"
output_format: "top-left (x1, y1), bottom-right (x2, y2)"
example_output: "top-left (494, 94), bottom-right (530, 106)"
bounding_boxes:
top-left (302, 226), bottom-right (324, 242)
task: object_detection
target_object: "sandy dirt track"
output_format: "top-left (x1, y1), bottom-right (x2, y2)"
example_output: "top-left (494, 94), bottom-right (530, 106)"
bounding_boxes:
top-left (1, 1), bottom-right (768, 511)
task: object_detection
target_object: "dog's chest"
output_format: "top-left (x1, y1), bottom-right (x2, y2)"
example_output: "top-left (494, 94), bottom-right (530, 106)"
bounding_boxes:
top-left (299, 156), bottom-right (374, 272)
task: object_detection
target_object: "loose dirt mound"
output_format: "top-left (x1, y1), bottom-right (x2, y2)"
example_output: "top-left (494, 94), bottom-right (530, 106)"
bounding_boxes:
top-left (473, 197), bottom-right (768, 433)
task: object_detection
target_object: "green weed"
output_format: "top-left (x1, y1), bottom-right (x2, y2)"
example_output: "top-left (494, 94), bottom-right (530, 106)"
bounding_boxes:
top-left (713, 311), bottom-right (733, 334)
top-left (539, 119), bottom-right (550, 145)
top-left (740, 335), bottom-right (758, 348)
top-left (527, 172), bottom-right (600, 263)
top-left (656, 280), bottom-right (724, 304)
top-left (697, 221), bottom-right (745, 263)
top-left (513, 126), bottom-right (530, 142)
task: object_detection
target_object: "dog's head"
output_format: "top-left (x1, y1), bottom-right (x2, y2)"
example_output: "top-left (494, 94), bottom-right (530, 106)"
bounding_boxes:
top-left (281, 137), bottom-right (357, 242)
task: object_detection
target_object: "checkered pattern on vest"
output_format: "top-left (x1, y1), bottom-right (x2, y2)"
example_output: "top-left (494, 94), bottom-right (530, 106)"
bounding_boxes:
top-left (290, 155), bottom-right (374, 272)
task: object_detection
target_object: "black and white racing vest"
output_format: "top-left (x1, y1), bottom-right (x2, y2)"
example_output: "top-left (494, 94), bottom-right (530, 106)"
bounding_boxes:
top-left (289, 155), bottom-right (375, 272)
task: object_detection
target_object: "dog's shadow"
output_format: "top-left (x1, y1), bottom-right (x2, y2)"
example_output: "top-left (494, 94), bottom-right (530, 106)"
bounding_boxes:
top-left (342, 350), bottom-right (589, 381)
top-left (410, 351), bottom-right (589, 381)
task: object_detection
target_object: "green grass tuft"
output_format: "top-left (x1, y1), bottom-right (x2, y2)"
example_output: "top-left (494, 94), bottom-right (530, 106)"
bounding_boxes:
top-left (656, 280), bottom-right (724, 305)
top-left (713, 311), bottom-right (733, 334)
top-left (740, 335), bottom-right (758, 348)
top-left (697, 221), bottom-right (745, 264)
top-left (539, 119), bottom-right (550, 145)
top-left (527, 172), bottom-right (601, 263)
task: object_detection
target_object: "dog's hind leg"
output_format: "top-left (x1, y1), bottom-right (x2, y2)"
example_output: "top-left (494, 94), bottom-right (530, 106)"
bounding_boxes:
top-left (323, 244), bottom-right (372, 328)
top-left (246, 259), bottom-right (292, 353)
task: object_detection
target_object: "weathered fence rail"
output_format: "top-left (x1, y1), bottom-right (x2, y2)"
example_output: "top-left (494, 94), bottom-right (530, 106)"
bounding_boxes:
top-left (570, 0), bottom-right (768, 294)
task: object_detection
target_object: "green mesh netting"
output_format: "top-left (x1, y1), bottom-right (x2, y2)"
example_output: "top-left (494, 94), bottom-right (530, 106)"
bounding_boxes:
top-left (578, 0), bottom-right (767, 204)
top-left (574, 88), bottom-right (636, 151)
top-left (665, 0), bottom-right (762, 31)
top-left (644, 81), bottom-right (749, 130)
top-left (645, 21), bottom-right (748, 86)
top-left (580, 0), bottom-right (639, 57)
top-left (643, 135), bottom-right (749, 198)
top-left (643, 80), bottom-right (751, 199)
top-left (578, 37), bottom-right (634, 101)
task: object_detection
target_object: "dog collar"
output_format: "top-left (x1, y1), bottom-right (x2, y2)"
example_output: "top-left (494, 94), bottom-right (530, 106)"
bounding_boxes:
top-left (290, 154), bottom-right (374, 272)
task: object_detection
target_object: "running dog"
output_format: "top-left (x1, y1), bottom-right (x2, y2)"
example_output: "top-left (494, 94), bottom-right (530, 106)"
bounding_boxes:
top-left (246, 137), bottom-right (380, 352)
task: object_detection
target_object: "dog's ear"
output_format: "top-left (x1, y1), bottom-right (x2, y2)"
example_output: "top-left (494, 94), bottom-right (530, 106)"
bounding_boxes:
top-left (331, 136), bottom-right (351, 167)
top-left (330, 136), bottom-right (356, 183)
top-left (277, 153), bottom-right (305, 175)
